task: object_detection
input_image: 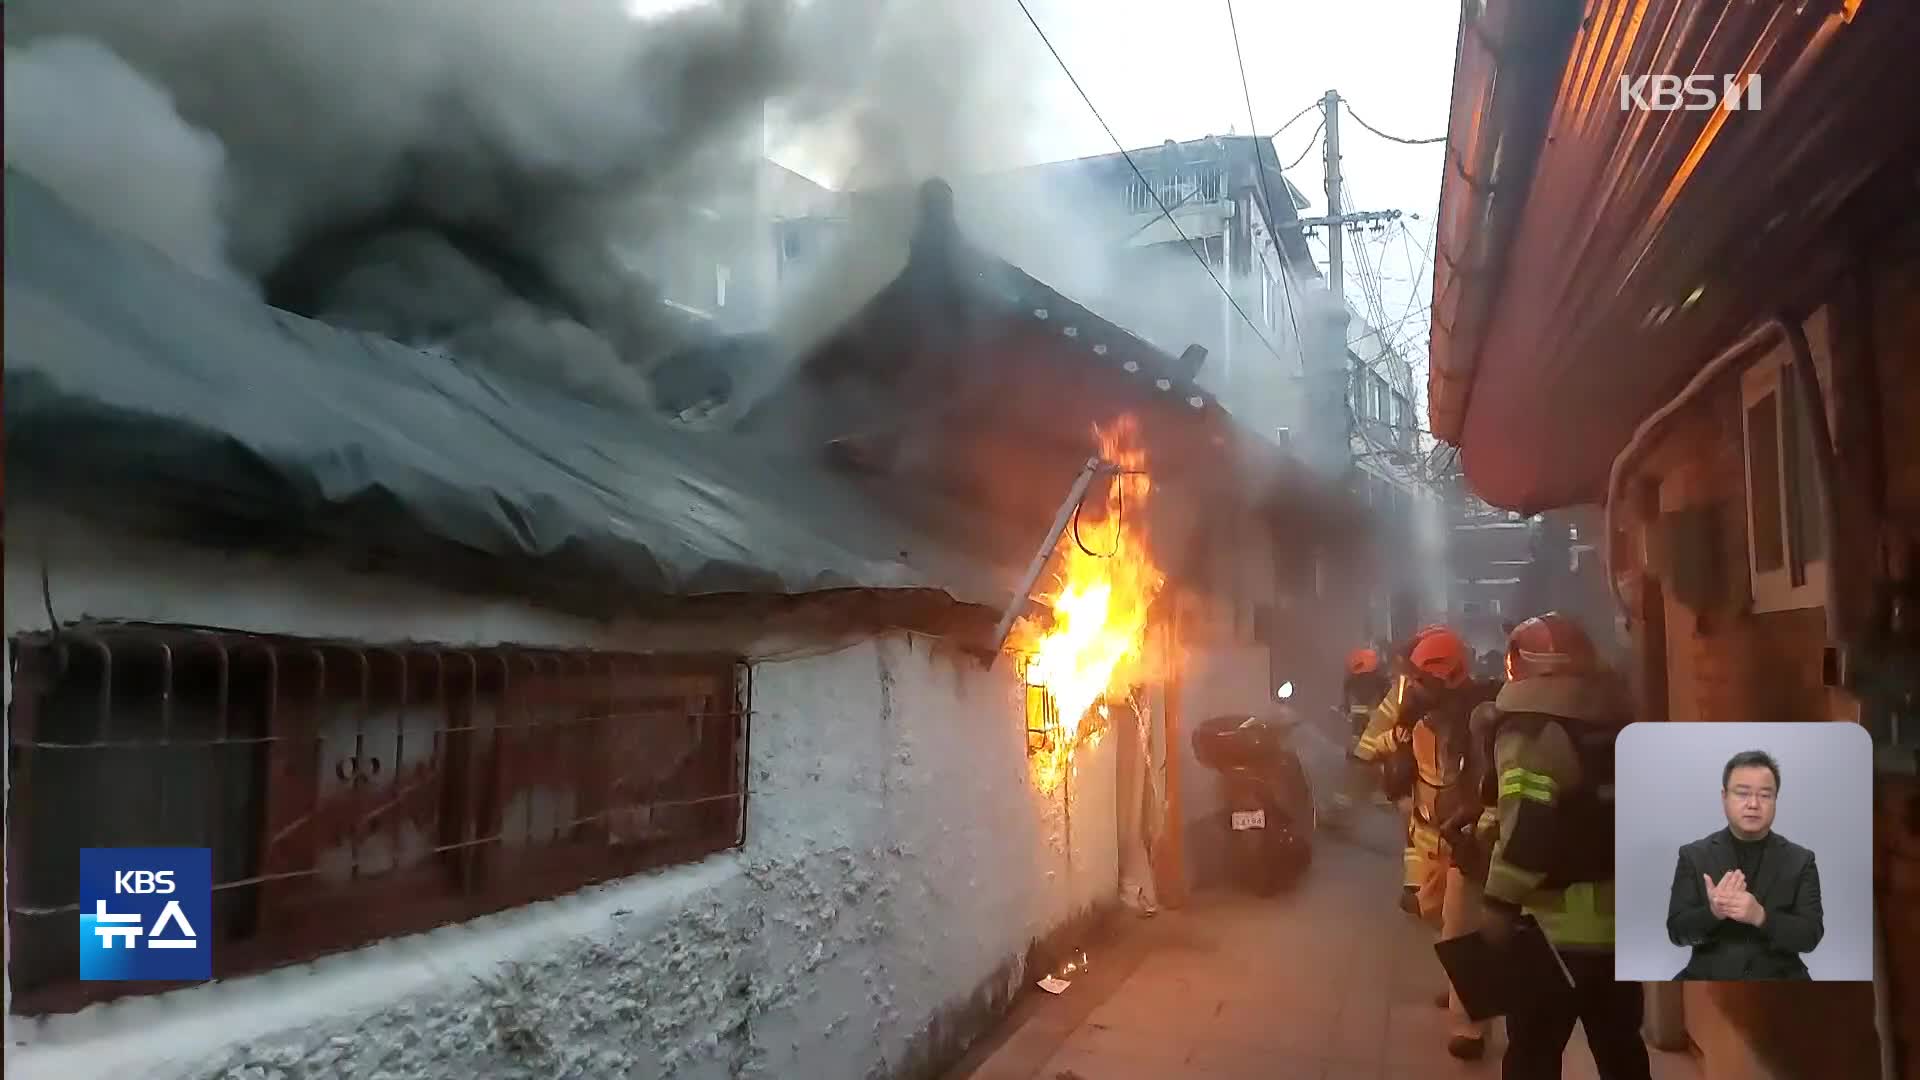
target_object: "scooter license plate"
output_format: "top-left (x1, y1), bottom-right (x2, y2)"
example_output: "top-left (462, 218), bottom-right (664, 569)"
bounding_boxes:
top-left (1231, 810), bottom-right (1266, 830)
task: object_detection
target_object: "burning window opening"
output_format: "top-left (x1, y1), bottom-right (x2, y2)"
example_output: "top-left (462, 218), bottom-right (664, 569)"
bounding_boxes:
top-left (1007, 417), bottom-right (1166, 794)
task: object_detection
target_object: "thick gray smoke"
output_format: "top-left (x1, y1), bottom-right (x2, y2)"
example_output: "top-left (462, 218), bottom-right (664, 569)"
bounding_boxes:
top-left (3, 0), bottom-right (861, 406)
top-left (6, 0), bottom-right (1328, 435)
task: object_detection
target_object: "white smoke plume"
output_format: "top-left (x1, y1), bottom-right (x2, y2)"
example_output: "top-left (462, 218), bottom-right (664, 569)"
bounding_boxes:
top-left (4, 35), bottom-right (249, 290)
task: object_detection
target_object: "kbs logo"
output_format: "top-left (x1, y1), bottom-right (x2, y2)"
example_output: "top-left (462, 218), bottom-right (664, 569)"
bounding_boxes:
top-left (115, 870), bottom-right (177, 894)
top-left (1618, 74), bottom-right (1763, 112)
top-left (79, 848), bottom-right (213, 982)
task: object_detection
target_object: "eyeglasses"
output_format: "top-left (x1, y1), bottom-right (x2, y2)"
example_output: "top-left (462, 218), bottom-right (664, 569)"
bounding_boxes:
top-left (1725, 787), bottom-right (1776, 804)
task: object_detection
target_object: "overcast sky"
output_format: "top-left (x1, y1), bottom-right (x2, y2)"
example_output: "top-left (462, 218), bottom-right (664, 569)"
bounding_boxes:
top-left (777, 0), bottom-right (1461, 375)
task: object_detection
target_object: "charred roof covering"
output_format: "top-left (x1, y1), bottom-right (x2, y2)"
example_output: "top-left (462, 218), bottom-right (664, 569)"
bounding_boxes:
top-left (3, 171), bottom-right (1011, 617)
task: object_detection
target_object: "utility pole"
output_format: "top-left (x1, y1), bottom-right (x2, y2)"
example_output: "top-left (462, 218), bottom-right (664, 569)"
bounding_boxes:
top-left (1309, 90), bottom-right (1403, 306)
top-left (1320, 89), bottom-right (1343, 301)
top-left (1309, 90), bottom-right (1413, 647)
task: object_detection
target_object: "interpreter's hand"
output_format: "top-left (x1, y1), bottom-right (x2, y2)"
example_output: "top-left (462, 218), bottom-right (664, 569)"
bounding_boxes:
top-left (1723, 887), bottom-right (1768, 928)
top-left (1704, 871), bottom-right (1743, 919)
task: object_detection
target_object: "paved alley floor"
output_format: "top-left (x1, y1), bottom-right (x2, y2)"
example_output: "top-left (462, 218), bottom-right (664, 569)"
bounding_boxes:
top-left (951, 806), bottom-right (1705, 1080)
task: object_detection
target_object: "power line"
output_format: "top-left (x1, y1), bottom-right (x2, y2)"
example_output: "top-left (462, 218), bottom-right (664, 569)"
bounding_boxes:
top-left (1281, 119), bottom-right (1324, 171)
top-left (1339, 98), bottom-right (1446, 146)
top-left (1268, 100), bottom-right (1320, 142)
top-left (1225, 0), bottom-right (1305, 369)
top-left (1389, 220), bottom-right (1432, 357)
top-left (1011, 0), bottom-right (1291, 371)
top-left (1352, 301), bottom-right (1434, 350)
top-left (1346, 301), bottom-right (1437, 390)
top-left (1342, 183), bottom-right (1393, 340)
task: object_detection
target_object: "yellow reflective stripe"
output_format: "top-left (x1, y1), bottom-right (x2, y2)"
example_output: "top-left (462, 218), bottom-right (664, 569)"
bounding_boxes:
top-left (1356, 725), bottom-right (1401, 759)
top-left (1499, 767), bottom-right (1557, 804)
top-left (1527, 882), bottom-right (1615, 948)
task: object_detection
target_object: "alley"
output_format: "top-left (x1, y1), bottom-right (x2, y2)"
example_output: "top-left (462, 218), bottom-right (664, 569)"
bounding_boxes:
top-left (952, 806), bottom-right (1704, 1080)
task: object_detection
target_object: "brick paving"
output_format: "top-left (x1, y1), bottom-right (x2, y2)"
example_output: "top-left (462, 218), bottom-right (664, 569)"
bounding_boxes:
top-left (952, 806), bottom-right (1705, 1080)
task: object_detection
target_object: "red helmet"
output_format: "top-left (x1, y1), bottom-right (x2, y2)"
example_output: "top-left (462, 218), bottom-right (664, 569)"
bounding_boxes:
top-left (1401, 623), bottom-right (1450, 660)
top-left (1505, 613), bottom-right (1598, 681)
top-left (1347, 647), bottom-right (1380, 675)
top-left (1409, 627), bottom-right (1470, 689)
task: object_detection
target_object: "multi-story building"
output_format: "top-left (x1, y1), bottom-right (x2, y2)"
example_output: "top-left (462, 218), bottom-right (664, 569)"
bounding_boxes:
top-left (1347, 304), bottom-right (1449, 645)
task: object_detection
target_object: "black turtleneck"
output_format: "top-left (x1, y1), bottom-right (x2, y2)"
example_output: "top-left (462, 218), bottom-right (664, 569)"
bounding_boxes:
top-left (1728, 829), bottom-right (1769, 882)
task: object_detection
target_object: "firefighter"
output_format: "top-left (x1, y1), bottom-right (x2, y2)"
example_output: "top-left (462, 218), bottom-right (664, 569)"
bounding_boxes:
top-left (1479, 614), bottom-right (1651, 1080)
top-left (1350, 624), bottom-right (1457, 915)
top-left (1342, 646), bottom-right (1391, 741)
top-left (1396, 627), bottom-right (1502, 1060)
top-left (1349, 625), bottom-right (1443, 911)
top-left (1329, 647), bottom-right (1394, 822)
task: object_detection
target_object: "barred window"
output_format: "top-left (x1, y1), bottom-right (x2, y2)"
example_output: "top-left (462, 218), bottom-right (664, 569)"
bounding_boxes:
top-left (5, 624), bottom-right (748, 1015)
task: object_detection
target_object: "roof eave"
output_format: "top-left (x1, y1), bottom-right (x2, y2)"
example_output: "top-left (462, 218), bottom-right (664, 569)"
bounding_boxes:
top-left (1428, 0), bottom-right (1586, 448)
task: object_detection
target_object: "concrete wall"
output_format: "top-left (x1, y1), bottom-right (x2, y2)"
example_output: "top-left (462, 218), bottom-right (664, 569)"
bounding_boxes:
top-left (2, 511), bottom-right (1118, 1080)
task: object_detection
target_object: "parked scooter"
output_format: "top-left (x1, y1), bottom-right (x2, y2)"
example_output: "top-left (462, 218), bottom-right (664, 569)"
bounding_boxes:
top-left (1191, 682), bottom-right (1317, 895)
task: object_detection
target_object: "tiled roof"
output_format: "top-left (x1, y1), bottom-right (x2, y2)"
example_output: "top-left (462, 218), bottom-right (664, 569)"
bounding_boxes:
top-left (747, 179), bottom-right (1221, 425)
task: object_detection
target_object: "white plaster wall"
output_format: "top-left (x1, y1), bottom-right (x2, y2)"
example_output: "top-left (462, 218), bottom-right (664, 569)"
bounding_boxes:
top-left (3, 512), bottom-right (1118, 1080)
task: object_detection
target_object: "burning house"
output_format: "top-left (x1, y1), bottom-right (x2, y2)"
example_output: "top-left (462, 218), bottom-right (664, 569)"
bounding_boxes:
top-left (2, 161), bottom-right (1363, 1076)
top-left (742, 179), bottom-right (1370, 895)
top-left (1430, 1), bottom-right (1920, 1076)
top-left (2, 168), bottom-right (1115, 1080)
top-left (6, 5), bottom-right (1369, 1077)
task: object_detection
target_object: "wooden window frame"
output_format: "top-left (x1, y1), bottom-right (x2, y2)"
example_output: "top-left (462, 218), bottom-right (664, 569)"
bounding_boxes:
top-left (1740, 327), bottom-right (1830, 614)
top-left (5, 624), bottom-right (748, 1016)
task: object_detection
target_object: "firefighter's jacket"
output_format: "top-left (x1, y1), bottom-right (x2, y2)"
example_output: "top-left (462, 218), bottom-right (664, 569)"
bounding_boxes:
top-left (1482, 674), bottom-right (1629, 952)
top-left (1342, 671), bottom-right (1390, 742)
top-left (1448, 700), bottom-right (1507, 885)
top-left (1352, 673), bottom-right (1410, 763)
top-left (1355, 676), bottom-right (1499, 895)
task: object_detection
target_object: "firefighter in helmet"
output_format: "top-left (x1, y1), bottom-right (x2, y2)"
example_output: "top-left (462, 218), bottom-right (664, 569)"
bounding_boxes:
top-left (1480, 614), bottom-right (1651, 1079)
top-left (1349, 624), bottom-right (1455, 911)
top-left (1329, 647), bottom-right (1394, 821)
top-left (1394, 626), bottom-right (1503, 1060)
top-left (1342, 646), bottom-right (1391, 741)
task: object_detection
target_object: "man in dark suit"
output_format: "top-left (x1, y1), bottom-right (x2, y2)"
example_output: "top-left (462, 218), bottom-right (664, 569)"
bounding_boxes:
top-left (1667, 749), bottom-right (1824, 980)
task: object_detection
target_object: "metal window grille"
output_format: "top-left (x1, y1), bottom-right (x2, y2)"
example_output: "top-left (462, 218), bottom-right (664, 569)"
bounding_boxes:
top-left (5, 623), bottom-right (748, 1015)
top-left (1025, 682), bottom-right (1061, 756)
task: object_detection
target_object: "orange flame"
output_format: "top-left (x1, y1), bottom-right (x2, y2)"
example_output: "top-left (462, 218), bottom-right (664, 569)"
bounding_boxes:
top-left (1008, 417), bottom-right (1166, 792)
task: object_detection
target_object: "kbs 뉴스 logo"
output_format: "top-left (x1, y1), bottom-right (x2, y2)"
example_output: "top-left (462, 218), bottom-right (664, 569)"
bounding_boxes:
top-left (78, 848), bottom-right (213, 982)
